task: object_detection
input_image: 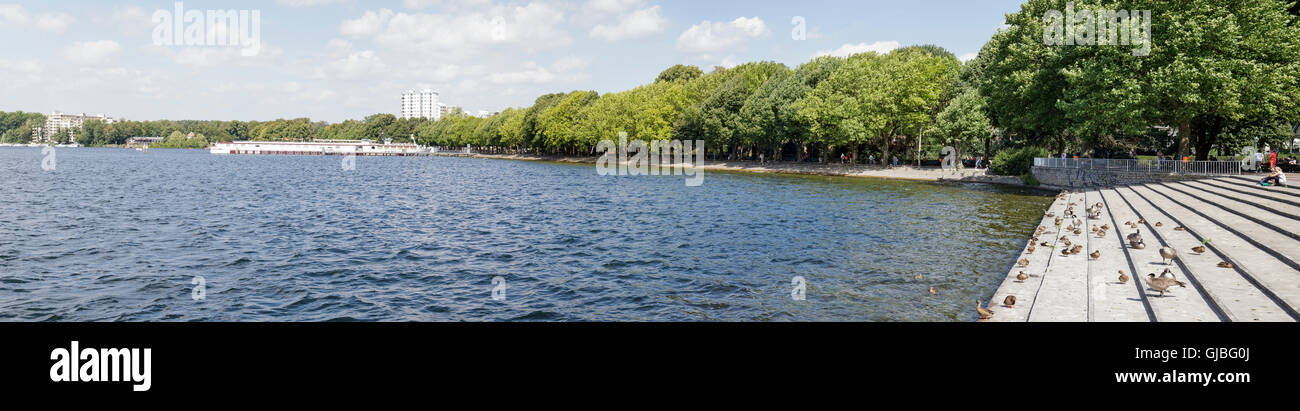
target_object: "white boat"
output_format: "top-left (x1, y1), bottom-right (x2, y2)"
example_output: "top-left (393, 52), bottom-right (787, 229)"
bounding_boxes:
top-left (209, 140), bottom-right (433, 157)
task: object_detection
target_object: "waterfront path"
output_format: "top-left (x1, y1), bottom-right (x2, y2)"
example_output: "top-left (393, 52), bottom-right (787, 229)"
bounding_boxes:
top-left (987, 176), bottom-right (1300, 322)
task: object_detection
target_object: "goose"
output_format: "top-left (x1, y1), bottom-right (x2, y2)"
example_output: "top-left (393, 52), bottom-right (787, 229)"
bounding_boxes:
top-left (976, 300), bottom-right (994, 320)
top-left (1126, 230), bottom-right (1142, 243)
top-left (1159, 247), bottom-right (1178, 265)
top-left (1146, 273), bottom-right (1186, 297)
top-left (1118, 270), bottom-right (1129, 284)
top-left (1133, 239), bottom-right (1146, 250)
top-left (1003, 295), bottom-right (1017, 308)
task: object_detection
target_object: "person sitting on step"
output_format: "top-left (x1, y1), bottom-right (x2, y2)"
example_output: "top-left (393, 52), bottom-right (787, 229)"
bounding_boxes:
top-left (1260, 166), bottom-right (1287, 187)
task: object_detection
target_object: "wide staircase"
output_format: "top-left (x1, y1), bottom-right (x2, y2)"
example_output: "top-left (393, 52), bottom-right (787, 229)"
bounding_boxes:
top-left (988, 176), bottom-right (1300, 322)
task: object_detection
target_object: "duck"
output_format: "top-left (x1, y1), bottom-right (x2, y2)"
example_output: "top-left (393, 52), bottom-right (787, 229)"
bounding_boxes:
top-left (1155, 222), bottom-right (1164, 227)
top-left (1071, 245), bottom-right (1083, 255)
top-left (915, 274), bottom-right (924, 280)
top-left (1146, 273), bottom-right (1187, 297)
top-left (1003, 295), bottom-right (1017, 308)
top-left (1138, 218), bottom-right (1146, 224)
top-left (1061, 248), bottom-right (1072, 257)
top-left (1217, 261), bottom-right (1235, 269)
top-left (1191, 246), bottom-right (1206, 254)
top-left (1097, 230), bottom-right (1108, 238)
top-left (929, 286), bottom-right (936, 295)
top-left (1017, 271), bottom-right (1029, 282)
top-left (1174, 226), bottom-right (1186, 231)
top-left (1090, 250), bottom-right (1101, 260)
top-left (976, 300), bottom-right (994, 320)
top-left (1101, 224), bottom-right (1110, 231)
top-left (1074, 228), bottom-right (1083, 235)
top-left (1118, 270), bottom-right (1129, 284)
top-left (1159, 247), bottom-right (1178, 265)
top-left (1017, 258), bottom-right (1030, 267)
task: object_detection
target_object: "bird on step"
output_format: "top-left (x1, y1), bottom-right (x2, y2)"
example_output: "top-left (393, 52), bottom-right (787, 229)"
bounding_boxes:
top-left (1101, 224), bottom-right (1110, 231)
top-left (1133, 239), bottom-right (1146, 250)
top-left (1138, 218), bottom-right (1146, 224)
top-left (1146, 273), bottom-right (1186, 297)
top-left (1090, 250), bottom-right (1101, 260)
top-left (1017, 272), bottom-right (1029, 282)
top-left (1217, 261), bottom-right (1235, 269)
top-left (1159, 247), bottom-right (1178, 265)
top-left (1003, 295), bottom-right (1017, 308)
top-left (1018, 258), bottom-right (1030, 267)
top-left (1174, 226), bottom-right (1186, 231)
top-left (976, 300), bottom-right (994, 320)
top-left (1118, 270), bottom-right (1129, 284)
top-left (1191, 246), bottom-right (1206, 254)
top-left (1126, 229), bottom-right (1142, 243)
top-left (1155, 222), bottom-right (1164, 227)
top-left (1097, 229), bottom-right (1108, 238)
top-left (1070, 245), bottom-right (1083, 255)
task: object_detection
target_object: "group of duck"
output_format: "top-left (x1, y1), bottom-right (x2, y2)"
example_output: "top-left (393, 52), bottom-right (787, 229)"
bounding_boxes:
top-left (977, 189), bottom-right (1240, 320)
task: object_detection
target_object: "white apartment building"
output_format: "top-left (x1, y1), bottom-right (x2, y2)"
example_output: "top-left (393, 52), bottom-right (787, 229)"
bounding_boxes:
top-left (36, 111), bottom-right (116, 142)
top-left (400, 89), bottom-right (441, 121)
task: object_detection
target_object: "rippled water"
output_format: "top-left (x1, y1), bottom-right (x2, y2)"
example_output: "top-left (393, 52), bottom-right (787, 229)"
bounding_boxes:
top-left (0, 147), bottom-right (1053, 321)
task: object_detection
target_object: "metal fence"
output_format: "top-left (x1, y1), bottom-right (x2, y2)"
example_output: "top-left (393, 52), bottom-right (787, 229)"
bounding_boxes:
top-left (1033, 158), bottom-right (1244, 176)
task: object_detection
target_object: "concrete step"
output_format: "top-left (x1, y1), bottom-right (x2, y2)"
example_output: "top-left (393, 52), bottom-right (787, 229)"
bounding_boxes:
top-left (1025, 192), bottom-right (1090, 322)
top-left (1086, 189), bottom-right (1155, 322)
top-left (1220, 176), bottom-right (1300, 198)
top-left (1158, 182), bottom-right (1300, 243)
top-left (1141, 183), bottom-right (1300, 275)
top-left (1176, 180), bottom-right (1300, 222)
top-left (1099, 188), bottom-right (1222, 321)
top-left (1195, 178), bottom-right (1300, 210)
top-left (1116, 186), bottom-right (1293, 321)
top-left (987, 192), bottom-right (1074, 322)
top-left (1128, 185), bottom-right (1300, 320)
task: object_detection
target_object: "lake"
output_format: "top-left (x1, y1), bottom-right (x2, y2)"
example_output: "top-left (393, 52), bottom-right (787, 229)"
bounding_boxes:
top-left (0, 147), bottom-right (1053, 321)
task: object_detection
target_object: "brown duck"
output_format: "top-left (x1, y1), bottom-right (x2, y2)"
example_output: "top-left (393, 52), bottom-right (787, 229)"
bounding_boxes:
top-left (1191, 246), bottom-right (1206, 254)
top-left (1118, 270), bottom-right (1129, 284)
top-left (1090, 250), bottom-right (1101, 260)
top-left (1146, 273), bottom-right (1186, 297)
top-left (1017, 271), bottom-right (1029, 282)
top-left (1217, 261), bottom-right (1234, 269)
top-left (976, 300), bottom-right (994, 320)
top-left (1017, 258), bottom-right (1030, 267)
top-left (1003, 295), bottom-right (1017, 308)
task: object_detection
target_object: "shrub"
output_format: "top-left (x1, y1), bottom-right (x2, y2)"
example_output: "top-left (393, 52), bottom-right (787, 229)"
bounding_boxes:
top-left (1021, 173), bottom-right (1040, 186)
top-left (990, 146), bottom-right (1050, 176)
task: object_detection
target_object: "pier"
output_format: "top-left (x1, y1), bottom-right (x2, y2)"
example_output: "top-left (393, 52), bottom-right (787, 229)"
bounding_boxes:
top-left (988, 175), bottom-right (1300, 322)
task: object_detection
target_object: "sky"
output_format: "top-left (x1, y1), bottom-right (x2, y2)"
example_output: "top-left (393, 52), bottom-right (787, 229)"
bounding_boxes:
top-left (0, 0), bottom-right (1026, 123)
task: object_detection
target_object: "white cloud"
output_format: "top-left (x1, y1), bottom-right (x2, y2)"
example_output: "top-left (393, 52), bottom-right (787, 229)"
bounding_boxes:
top-left (958, 52), bottom-right (978, 63)
top-left (585, 0), bottom-right (646, 14)
top-left (486, 58), bottom-right (590, 85)
top-left (62, 40), bottom-right (123, 66)
top-left (276, 0), bottom-right (349, 7)
top-left (589, 6), bottom-right (667, 42)
top-left (155, 43), bottom-right (285, 68)
top-left (0, 4), bottom-right (74, 32)
top-left (815, 41), bottom-right (901, 58)
top-left (676, 16), bottom-right (769, 53)
top-left (312, 50), bottom-right (388, 81)
top-left (342, 3), bottom-right (571, 58)
top-left (0, 59), bottom-right (46, 89)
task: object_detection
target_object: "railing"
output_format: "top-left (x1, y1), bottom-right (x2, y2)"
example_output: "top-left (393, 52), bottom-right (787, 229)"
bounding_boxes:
top-left (1033, 158), bottom-right (1244, 176)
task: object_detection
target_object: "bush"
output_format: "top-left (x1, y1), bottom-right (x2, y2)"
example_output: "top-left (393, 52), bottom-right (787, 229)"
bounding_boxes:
top-left (990, 146), bottom-right (1050, 176)
top-left (1021, 173), bottom-right (1040, 186)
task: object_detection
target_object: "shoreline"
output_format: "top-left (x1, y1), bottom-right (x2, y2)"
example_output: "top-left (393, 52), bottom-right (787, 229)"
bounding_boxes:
top-left (462, 152), bottom-right (1055, 191)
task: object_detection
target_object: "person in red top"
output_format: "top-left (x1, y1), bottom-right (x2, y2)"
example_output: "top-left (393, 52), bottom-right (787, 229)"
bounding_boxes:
top-left (1270, 151), bottom-right (1278, 168)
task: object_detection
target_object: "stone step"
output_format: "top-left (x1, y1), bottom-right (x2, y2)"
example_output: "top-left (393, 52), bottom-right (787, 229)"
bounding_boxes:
top-left (1024, 192), bottom-right (1090, 322)
top-left (1099, 188), bottom-right (1222, 321)
top-left (1158, 182), bottom-right (1300, 243)
top-left (1116, 186), bottom-right (1292, 321)
top-left (1085, 189), bottom-right (1154, 322)
top-left (1194, 178), bottom-right (1300, 210)
top-left (1132, 184), bottom-right (1300, 318)
top-left (1176, 180), bottom-right (1300, 222)
top-left (986, 193), bottom-right (1075, 322)
top-left (1221, 176), bottom-right (1300, 198)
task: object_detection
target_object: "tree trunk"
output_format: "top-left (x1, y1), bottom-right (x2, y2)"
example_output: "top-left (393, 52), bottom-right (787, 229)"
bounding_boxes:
top-left (1177, 120), bottom-right (1191, 159)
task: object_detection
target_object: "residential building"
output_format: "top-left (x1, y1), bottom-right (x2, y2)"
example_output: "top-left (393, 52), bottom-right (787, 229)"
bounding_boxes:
top-left (400, 89), bottom-right (441, 121)
top-left (36, 111), bottom-right (115, 142)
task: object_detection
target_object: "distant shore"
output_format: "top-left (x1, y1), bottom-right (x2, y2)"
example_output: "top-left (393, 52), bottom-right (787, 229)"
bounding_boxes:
top-left (462, 152), bottom-right (1044, 189)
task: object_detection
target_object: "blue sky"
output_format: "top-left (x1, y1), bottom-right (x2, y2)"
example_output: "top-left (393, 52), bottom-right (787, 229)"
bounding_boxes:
top-left (0, 0), bottom-right (1024, 122)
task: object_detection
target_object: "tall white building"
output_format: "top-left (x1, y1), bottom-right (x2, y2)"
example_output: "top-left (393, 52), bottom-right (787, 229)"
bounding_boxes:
top-left (36, 111), bottom-right (115, 142)
top-left (400, 89), bottom-right (441, 120)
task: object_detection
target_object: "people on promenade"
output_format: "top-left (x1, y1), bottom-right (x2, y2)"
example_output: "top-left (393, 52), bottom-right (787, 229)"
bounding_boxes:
top-left (1270, 150), bottom-right (1278, 168)
top-left (1261, 166), bottom-right (1287, 187)
top-left (868, 154), bottom-right (875, 165)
